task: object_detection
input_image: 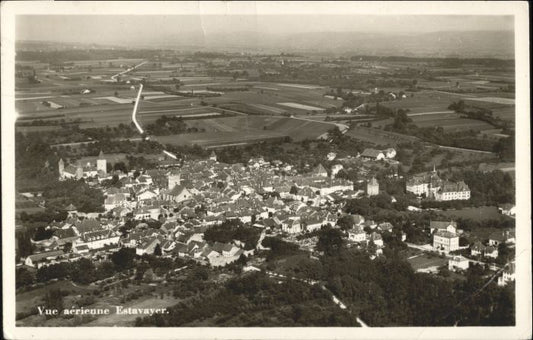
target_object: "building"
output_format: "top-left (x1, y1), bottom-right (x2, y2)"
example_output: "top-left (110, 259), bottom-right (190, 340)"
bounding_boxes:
top-left (313, 164), bottom-right (328, 177)
top-left (367, 177), bottom-right (379, 196)
top-left (96, 150), bottom-right (107, 176)
top-left (406, 167), bottom-right (470, 201)
top-left (433, 230), bottom-right (459, 253)
top-left (498, 263), bottom-right (515, 286)
top-left (360, 149), bottom-right (385, 161)
top-left (498, 204), bottom-right (516, 217)
top-left (434, 181), bottom-right (471, 201)
top-left (348, 227), bottom-right (366, 243)
top-left (448, 255), bottom-right (470, 272)
top-left (430, 220), bottom-right (457, 234)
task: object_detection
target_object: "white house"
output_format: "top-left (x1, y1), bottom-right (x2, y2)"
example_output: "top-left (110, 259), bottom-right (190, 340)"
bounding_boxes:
top-left (448, 255), bottom-right (470, 272)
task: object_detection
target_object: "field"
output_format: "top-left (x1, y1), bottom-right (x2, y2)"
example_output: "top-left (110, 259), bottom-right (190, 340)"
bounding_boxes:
top-left (407, 252), bottom-right (448, 271)
top-left (154, 115), bottom-right (334, 147)
top-left (345, 126), bottom-right (419, 146)
top-left (436, 206), bottom-right (503, 221)
top-left (409, 113), bottom-right (495, 132)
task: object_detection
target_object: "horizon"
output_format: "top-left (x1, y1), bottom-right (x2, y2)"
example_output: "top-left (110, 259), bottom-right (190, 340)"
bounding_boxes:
top-left (16, 15), bottom-right (514, 46)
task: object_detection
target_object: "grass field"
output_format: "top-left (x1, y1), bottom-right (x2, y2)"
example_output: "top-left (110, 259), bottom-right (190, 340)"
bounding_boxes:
top-left (346, 126), bottom-right (419, 145)
top-left (152, 115), bottom-right (334, 147)
top-left (436, 206), bottom-right (503, 221)
top-left (407, 253), bottom-right (448, 271)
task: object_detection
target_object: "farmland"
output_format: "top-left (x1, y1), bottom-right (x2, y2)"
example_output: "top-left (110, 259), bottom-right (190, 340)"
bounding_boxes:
top-left (15, 51), bottom-right (514, 153)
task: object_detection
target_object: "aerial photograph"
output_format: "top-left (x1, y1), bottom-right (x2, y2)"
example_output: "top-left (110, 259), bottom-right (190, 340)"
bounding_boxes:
top-left (7, 5), bottom-right (524, 333)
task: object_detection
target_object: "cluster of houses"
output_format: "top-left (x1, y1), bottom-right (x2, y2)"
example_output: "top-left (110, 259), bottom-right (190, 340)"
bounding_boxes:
top-left (406, 166), bottom-right (471, 201)
top-left (23, 155), bottom-right (367, 269)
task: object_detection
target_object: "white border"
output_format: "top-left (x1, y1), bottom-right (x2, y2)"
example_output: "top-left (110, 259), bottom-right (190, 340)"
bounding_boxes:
top-left (2, 2), bottom-right (531, 340)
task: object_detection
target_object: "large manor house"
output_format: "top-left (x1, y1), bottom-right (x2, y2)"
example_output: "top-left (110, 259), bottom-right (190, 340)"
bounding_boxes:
top-left (406, 167), bottom-right (471, 201)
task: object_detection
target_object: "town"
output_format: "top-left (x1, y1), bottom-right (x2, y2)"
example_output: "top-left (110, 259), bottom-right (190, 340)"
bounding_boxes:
top-left (14, 35), bottom-right (516, 327)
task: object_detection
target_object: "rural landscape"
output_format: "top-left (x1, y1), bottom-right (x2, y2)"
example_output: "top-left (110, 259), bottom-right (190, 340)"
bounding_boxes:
top-left (12, 13), bottom-right (518, 330)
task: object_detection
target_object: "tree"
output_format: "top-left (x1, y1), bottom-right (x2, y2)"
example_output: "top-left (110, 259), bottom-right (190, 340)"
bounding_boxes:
top-left (111, 248), bottom-right (136, 271)
top-left (316, 226), bottom-right (344, 255)
top-left (16, 267), bottom-right (35, 288)
top-left (154, 244), bottom-right (162, 256)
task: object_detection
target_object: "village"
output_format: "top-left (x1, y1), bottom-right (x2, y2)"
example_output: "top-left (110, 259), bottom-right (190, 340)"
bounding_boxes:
top-left (19, 145), bottom-right (515, 291)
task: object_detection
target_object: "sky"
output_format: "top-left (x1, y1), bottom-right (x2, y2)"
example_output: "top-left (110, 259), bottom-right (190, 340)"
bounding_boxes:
top-left (16, 15), bottom-right (514, 46)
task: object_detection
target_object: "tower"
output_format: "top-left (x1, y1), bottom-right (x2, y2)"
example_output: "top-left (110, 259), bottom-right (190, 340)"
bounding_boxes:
top-left (367, 177), bottom-right (379, 197)
top-left (97, 150), bottom-right (107, 175)
top-left (168, 171), bottom-right (181, 189)
top-left (76, 162), bottom-right (84, 180)
top-left (58, 158), bottom-right (65, 178)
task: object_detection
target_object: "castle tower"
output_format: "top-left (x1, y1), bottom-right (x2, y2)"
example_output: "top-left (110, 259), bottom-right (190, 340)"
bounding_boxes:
top-left (367, 177), bottom-right (379, 197)
top-left (168, 171), bottom-right (181, 189)
top-left (97, 150), bottom-right (107, 175)
top-left (58, 158), bottom-right (65, 178)
top-left (76, 162), bottom-right (84, 180)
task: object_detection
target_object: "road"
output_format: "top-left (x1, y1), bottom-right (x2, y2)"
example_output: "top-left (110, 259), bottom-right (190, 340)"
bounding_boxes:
top-left (407, 110), bottom-right (455, 117)
top-left (111, 61), bottom-right (147, 81)
top-left (436, 144), bottom-right (495, 154)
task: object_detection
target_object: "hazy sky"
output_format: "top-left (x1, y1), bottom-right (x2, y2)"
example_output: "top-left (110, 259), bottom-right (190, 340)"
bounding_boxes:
top-left (17, 15), bottom-right (514, 45)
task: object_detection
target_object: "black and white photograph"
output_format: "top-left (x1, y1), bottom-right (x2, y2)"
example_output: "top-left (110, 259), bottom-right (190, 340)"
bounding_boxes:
top-left (1, 2), bottom-right (531, 339)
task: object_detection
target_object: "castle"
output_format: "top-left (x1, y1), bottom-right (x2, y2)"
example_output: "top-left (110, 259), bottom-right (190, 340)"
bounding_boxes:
top-left (406, 166), bottom-right (470, 201)
top-left (58, 151), bottom-right (107, 180)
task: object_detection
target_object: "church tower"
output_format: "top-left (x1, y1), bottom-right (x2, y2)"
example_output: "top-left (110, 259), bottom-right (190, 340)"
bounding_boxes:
top-left (168, 171), bottom-right (181, 189)
top-left (97, 150), bottom-right (107, 175)
top-left (367, 177), bottom-right (379, 197)
top-left (58, 158), bottom-right (65, 178)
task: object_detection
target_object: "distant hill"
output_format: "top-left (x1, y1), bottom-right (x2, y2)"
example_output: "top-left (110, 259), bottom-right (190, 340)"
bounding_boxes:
top-left (198, 31), bottom-right (515, 59)
top-left (16, 30), bottom-right (515, 59)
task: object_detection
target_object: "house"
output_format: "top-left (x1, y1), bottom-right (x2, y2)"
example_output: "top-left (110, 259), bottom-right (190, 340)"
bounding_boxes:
top-left (24, 250), bottom-right (64, 268)
top-left (483, 246), bottom-right (499, 259)
top-left (136, 236), bottom-right (163, 256)
top-left (348, 227), bottom-right (366, 243)
top-left (161, 185), bottom-right (192, 203)
top-left (430, 221), bottom-right (457, 234)
top-left (434, 181), bottom-right (471, 201)
top-left (498, 204), bottom-right (516, 217)
top-left (470, 241), bottom-right (485, 256)
top-left (78, 230), bottom-right (120, 250)
top-left (384, 148), bottom-right (396, 159)
top-left (369, 232), bottom-right (384, 247)
top-left (498, 263), bottom-right (515, 286)
top-left (282, 219), bottom-right (302, 234)
top-left (448, 255), bottom-right (470, 272)
top-left (377, 222), bottom-right (393, 233)
top-left (360, 149), bottom-right (385, 161)
top-left (433, 230), bottom-right (459, 253)
top-left (313, 164), bottom-right (328, 177)
top-left (73, 244), bottom-right (90, 254)
top-left (488, 231), bottom-right (511, 247)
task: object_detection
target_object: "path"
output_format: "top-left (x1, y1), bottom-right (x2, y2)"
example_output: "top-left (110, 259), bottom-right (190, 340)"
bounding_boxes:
top-left (436, 144), bottom-right (495, 154)
top-left (407, 110), bottom-right (455, 117)
top-left (111, 61), bottom-right (147, 81)
top-left (131, 84), bottom-right (144, 134)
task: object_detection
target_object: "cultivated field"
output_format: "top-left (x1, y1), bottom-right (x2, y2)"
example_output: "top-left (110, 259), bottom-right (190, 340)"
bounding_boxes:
top-left (346, 126), bottom-right (419, 145)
